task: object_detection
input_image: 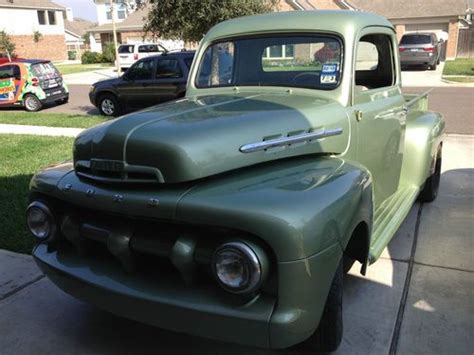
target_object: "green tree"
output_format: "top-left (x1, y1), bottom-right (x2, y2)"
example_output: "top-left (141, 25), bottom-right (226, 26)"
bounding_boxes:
top-left (0, 31), bottom-right (16, 57)
top-left (144, 0), bottom-right (279, 43)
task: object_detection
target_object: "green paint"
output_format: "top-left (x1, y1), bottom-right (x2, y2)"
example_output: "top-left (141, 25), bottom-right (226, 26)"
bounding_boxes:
top-left (29, 10), bottom-right (444, 350)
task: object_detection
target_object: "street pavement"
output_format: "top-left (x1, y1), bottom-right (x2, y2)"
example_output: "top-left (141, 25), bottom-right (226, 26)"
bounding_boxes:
top-left (1, 84), bottom-right (472, 134)
top-left (0, 134), bottom-right (472, 355)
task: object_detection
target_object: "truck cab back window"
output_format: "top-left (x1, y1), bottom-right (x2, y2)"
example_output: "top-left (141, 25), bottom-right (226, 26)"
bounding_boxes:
top-left (355, 34), bottom-right (394, 90)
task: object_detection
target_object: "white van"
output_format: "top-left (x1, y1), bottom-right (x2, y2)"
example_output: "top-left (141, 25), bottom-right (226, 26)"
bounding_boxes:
top-left (117, 43), bottom-right (168, 71)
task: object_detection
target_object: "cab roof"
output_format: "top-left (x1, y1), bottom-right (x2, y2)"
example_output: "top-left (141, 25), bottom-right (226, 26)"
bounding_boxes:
top-left (205, 10), bottom-right (394, 41)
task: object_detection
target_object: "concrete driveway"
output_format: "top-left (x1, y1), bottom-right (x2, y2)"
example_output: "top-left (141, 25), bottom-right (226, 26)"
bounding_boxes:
top-left (0, 134), bottom-right (472, 355)
top-left (401, 62), bottom-right (447, 87)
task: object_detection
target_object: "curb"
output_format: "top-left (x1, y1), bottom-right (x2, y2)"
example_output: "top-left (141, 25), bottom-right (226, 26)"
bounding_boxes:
top-left (0, 124), bottom-right (83, 137)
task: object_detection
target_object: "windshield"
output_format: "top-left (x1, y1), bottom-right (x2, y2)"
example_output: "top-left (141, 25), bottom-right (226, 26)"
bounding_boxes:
top-left (196, 35), bottom-right (342, 90)
top-left (400, 35), bottom-right (432, 45)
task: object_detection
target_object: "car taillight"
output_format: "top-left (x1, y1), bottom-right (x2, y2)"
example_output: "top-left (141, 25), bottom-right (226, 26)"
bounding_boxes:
top-left (399, 47), bottom-right (406, 52)
top-left (134, 54), bottom-right (138, 60)
top-left (31, 77), bottom-right (39, 86)
top-left (423, 47), bottom-right (435, 52)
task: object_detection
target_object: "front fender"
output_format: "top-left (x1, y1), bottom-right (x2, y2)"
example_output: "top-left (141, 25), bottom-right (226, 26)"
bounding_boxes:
top-left (177, 156), bottom-right (372, 262)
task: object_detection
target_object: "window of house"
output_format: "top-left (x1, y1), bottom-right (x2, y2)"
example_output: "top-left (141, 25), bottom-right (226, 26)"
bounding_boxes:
top-left (47, 11), bottom-right (56, 25)
top-left (37, 11), bottom-right (46, 25)
top-left (106, 3), bottom-right (126, 20)
top-left (355, 34), bottom-right (395, 90)
top-left (156, 59), bottom-right (182, 79)
top-left (262, 44), bottom-right (295, 59)
top-left (117, 3), bottom-right (126, 19)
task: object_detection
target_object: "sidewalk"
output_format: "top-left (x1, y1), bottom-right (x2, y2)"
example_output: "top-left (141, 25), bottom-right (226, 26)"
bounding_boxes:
top-left (63, 68), bottom-right (119, 85)
top-left (0, 135), bottom-right (472, 354)
top-left (0, 124), bottom-right (83, 137)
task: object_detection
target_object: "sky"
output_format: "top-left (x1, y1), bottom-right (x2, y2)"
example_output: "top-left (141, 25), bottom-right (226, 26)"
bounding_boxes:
top-left (53, 0), bottom-right (97, 22)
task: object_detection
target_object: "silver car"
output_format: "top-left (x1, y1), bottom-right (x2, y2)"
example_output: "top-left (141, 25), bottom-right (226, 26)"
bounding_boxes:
top-left (399, 33), bottom-right (442, 70)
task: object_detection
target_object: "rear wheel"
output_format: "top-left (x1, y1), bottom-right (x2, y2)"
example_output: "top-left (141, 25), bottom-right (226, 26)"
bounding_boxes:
top-left (98, 93), bottom-right (120, 117)
top-left (23, 94), bottom-right (42, 112)
top-left (304, 259), bottom-right (343, 352)
top-left (418, 146), bottom-right (442, 203)
top-left (430, 62), bottom-right (437, 70)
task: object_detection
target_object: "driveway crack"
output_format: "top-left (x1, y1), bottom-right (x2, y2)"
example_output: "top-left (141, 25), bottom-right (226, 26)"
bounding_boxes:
top-left (389, 203), bottom-right (423, 355)
top-left (0, 275), bottom-right (45, 302)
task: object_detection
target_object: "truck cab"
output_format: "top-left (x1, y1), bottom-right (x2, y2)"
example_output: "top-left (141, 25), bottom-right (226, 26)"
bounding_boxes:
top-left (28, 11), bottom-right (444, 352)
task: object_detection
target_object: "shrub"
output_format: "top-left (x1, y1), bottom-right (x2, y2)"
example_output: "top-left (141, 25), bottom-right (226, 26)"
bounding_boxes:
top-left (81, 50), bottom-right (102, 64)
top-left (67, 51), bottom-right (77, 60)
top-left (101, 42), bottom-right (116, 63)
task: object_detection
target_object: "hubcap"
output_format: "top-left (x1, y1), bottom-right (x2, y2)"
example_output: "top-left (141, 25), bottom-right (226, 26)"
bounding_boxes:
top-left (25, 96), bottom-right (39, 111)
top-left (101, 99), bottom-right (115, 115)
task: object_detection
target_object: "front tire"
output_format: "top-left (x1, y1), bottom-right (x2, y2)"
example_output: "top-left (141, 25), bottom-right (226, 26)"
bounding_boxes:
top-left (418, 146), bottom-right (442, 203)
top-left (304, 259), bottom-right (343, 352)
top-left (23, 94), bottom-right (42, 112)
top-left (98, 93), bottom-right (120, 117)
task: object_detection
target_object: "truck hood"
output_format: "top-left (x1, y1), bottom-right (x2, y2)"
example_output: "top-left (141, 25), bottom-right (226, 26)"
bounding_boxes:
top-left (74, 92), bottom-right (350, 184)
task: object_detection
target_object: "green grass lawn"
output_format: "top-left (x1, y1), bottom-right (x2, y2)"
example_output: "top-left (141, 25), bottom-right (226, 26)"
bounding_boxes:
top-left (443, 59), bottom-right (474, 76)
top-left (0, 134), bottom-right (74, 254)
top-left (55, 63), bottom-right (113, 75)
top-left (442, 76), bottom-right (474, 83)
top-left (0, 112), bottom-right (109, 128)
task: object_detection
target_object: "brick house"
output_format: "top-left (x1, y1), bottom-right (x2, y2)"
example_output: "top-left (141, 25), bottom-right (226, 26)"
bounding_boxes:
top-left (87, 0), bottom-right (470, 60)
top-left (0, 0), bottom-right (67, 61)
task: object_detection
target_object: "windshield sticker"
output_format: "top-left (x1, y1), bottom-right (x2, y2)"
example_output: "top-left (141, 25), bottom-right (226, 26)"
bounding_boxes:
top-left (0, 78), bottom-right (16, 100)
top-left (322, 63), bottom-right (339, 74)
top-left (321, 75), bottom-right (337, 84)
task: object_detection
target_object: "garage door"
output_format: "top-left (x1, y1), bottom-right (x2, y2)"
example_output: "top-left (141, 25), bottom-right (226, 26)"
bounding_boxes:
top-left (405, 23), bottom-right (449, 41)
top-left (404, 23), bottom-right (449, 60)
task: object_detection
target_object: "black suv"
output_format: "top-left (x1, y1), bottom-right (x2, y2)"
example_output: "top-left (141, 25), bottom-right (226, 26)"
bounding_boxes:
top-left (90, 51), bottom-right (195, 116)
top-left (399, 33), bottom-right (443, 70)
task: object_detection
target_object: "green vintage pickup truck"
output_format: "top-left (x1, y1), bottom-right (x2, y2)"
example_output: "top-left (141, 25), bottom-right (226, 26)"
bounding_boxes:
top-left (27, 10), bottom-right (444, 352)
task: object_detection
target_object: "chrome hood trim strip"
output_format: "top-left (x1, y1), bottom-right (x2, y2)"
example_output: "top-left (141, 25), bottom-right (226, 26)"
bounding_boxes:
top-left (239, 128), bottom-right (343, 153)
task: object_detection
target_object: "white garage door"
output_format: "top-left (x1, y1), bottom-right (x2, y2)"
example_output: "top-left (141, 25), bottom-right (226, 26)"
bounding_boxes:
top-left (405, 23), bottom-right (449, 41)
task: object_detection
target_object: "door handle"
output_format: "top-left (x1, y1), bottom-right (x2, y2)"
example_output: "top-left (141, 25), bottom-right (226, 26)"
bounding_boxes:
top-left (355, 110), bottom-right (363, 122)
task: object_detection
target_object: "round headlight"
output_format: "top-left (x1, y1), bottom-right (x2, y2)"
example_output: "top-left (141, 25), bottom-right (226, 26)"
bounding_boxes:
top-left (212, 242), bottom-right (266, 294)
top-left (26, 201), bottom-right (56, 242)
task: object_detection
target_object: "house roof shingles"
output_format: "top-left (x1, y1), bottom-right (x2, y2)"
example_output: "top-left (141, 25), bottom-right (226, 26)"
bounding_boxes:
top-left (65, 18), bottom-right (96, 38)
top-left (0, 0), bottom-right (65, 11)
top-left (88, 6), bottom-right (148, 33)
top-left (349, 0), bottom-right (472, 19)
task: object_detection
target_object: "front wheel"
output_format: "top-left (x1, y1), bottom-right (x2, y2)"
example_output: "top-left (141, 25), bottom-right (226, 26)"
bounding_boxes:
top-left (304, 260), bottom-right (343, 352)
top-left (23, 94), bottom-right (42, 112)
top-left (418, 146), bottom-right (442, 202)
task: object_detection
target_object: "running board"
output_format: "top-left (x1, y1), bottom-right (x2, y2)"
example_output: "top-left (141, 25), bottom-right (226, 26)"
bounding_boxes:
top-left (369, 186), bottom-right (419, 263)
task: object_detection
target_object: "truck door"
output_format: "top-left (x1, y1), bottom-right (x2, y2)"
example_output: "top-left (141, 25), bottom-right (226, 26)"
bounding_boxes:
top-left (351, 29), bottom-right (407, 207)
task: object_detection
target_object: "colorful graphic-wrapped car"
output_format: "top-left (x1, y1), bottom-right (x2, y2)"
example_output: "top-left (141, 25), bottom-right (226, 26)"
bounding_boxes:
top-left (0, 59), bottom-right (68, 112)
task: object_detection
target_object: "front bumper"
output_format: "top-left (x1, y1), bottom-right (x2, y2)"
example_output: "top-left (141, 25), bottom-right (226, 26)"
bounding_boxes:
top-left (34, 239), bottom-right (341, 349)
top-left (34, 243), bottom-right (275, 348)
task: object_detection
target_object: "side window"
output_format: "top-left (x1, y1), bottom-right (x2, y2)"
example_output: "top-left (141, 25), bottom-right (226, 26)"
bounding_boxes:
top-left (138, 45), bottom-right (148, 53)
top-left (355, 34), bottom-right (395, 90)
top-left (127, 60), bottom-right (154, 80)
top-left (156, 59), bottom-right (182, 79)
top-left (184, 57), bottom-right (194, 69)
top-left (0, 65), bottom-right (13, 79)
